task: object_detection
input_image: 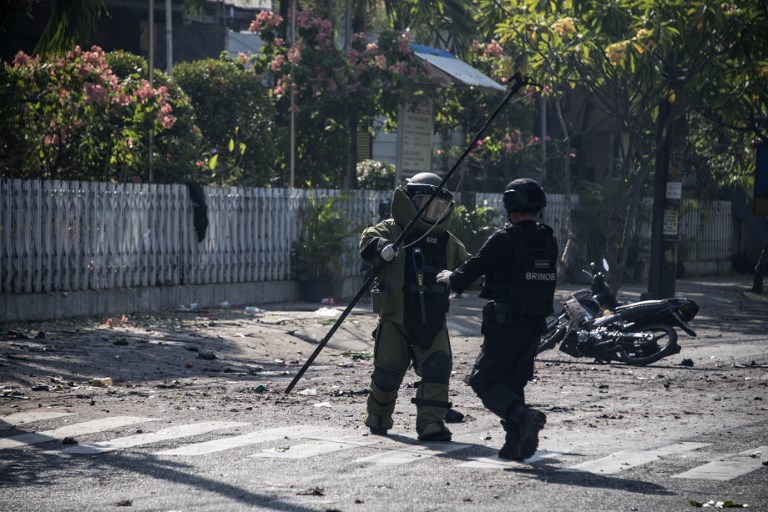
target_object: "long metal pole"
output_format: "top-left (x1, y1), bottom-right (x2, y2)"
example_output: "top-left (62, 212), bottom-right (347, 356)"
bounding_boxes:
top-left (284, 74), bottom-right (537, 394)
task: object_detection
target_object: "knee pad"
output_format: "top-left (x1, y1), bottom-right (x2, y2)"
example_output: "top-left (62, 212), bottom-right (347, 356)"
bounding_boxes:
top-left (420, 351), bottom-right (452, 384)
top-left (372, 367), bottom-right (404, 393)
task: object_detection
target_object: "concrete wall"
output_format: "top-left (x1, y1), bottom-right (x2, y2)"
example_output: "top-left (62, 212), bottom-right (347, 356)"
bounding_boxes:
top-left (0, 276), bottom-right (366, 322)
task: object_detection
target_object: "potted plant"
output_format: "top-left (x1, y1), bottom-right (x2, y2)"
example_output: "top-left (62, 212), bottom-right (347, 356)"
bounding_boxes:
top-left (291, 191), bottom-right (358, 302)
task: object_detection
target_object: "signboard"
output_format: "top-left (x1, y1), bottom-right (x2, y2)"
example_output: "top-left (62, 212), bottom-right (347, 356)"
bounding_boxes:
top-left (396, 101), bottom-right (434, 180)
top-left (666, 182), bottom-right (682, 200)
top-left (663, 207), bottom-right (679, 237)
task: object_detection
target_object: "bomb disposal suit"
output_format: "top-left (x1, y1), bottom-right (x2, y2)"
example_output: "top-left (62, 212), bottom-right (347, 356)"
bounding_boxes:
top-left (442, 178), bottom-right (557, 460)
top-left (359, 173), bottom-right (470, 442)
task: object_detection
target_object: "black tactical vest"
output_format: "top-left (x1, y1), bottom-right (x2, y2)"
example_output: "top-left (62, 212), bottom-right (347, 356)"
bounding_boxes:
top-left (503, 224), bottom-right (558, 318)
top-left (402, 231), bottom-right (450, 348)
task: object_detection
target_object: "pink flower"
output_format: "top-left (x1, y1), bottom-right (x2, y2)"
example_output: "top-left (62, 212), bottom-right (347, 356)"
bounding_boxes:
top-left (271, 54), bottom-right (285, 72)
top-left (196, 160), bottom-right (204, 168)
top-left (287, 45), bottom-right (302, 64)
top-left (159, 113), bottom-right (176, 129)
top-left (274, 37), bottom-right (284, 48)
top-left (389, 61), bottom-right (406, 74)
top-left (398, 35), bottom-right (411, 55)
top-left (12, 51), bottom-right (31, 67)
top-left (375, 55), bottom-right (387, 70)
top-left (366, 42), bottom-right (379, 53)
top-left (84, 83), bottom-right (107, 103)
top-left (483, 39), bottom-right (504, 58)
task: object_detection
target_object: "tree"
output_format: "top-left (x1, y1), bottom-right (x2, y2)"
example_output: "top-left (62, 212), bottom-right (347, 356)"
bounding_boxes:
top-left (248, 9), bottom-right (430, 188)
top-left (478, 0), bottom-right (768, 289)
top-left (173, 55), bottom-right (277, 186)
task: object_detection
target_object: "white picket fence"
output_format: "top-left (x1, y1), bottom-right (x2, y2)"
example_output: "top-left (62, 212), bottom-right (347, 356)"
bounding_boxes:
top-left (476, 192), bottom-right (734, 262)
top-left (0, 179), bottom-right (732, 295)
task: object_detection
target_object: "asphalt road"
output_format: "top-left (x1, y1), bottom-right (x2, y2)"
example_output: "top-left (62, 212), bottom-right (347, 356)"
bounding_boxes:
top-left (1, 276), bottom-right (766, 511)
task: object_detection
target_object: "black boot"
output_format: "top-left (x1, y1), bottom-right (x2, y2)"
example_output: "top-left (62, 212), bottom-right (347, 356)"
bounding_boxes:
top-left (497, 419), bottom-right (521, 460)
top-left (444, 408), bottom-right (465, 423)
top-left (516, 407), bottom-right (547, 460)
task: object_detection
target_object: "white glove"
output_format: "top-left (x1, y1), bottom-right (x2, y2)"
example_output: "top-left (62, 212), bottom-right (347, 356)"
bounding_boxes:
top-left (381, 244), bottom-right (398, 262)
top-left (436, 269), bottom-right (453, 284)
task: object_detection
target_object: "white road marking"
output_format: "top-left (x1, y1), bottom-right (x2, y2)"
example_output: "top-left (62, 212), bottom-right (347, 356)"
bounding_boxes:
top-left (459, 449), bottom-right (564, 469)
top-left (447, 319), bottom-right (479, 336)
top-left (0, 411), bottom-right (73, 430)
top-left (355, 442), bottom-right (471, 465)
top-left (157, 424), bottom-right (338, 456)
top-left (0, 416), bottom-right (156, 450)
top-left (673, 445), bottom-right (768, 481)
top-left (253, 439), bottom-right (374, 459)
top-left (563, 442), bottom-right (711, 475)
top-left (62, 421), bottom-right (247, 454)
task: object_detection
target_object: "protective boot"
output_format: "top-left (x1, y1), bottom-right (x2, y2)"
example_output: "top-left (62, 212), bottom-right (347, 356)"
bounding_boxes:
top-left (364, 414), bottom-right (393, 435)
top-left (364, 381), bottom-right (397, 435)
top-left (444, 408), bottom-right (465, 423)
top-left (497, 419), bottom-right (521, 460)
top-left (417, 421), bottom-right (452, 442)
top-left (515, 406), bottom-right (547, 460)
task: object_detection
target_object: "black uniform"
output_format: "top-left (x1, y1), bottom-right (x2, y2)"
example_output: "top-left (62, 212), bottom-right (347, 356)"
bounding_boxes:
top-left (448, 220), bottom-right (558, 420)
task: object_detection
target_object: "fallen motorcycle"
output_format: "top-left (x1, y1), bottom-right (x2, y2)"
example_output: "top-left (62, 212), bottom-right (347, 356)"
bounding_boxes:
top-left (537, 260), bottom-right (699, 366)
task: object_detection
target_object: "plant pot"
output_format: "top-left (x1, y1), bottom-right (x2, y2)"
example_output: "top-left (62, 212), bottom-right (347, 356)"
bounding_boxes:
top-left (300, 277), bottom-right (344, 303)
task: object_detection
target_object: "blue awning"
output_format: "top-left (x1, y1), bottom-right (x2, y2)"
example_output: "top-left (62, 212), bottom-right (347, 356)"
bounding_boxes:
top-left (410, 44), bottom-right (505, 94)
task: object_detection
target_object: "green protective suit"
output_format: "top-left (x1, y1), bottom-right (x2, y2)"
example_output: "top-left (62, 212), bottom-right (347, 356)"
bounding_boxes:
top-left (360, 187), bottom-right (470, 439)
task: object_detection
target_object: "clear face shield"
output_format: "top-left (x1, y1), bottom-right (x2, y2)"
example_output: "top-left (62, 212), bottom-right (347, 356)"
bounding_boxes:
top-left (410, 193), bottom-right (453, 224)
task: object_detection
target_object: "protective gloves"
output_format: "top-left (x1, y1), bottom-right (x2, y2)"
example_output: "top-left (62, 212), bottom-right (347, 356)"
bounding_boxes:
top-left (380, 244), bottom-right (398, 262)
top-left (436, 269), bottom-right (453, 284)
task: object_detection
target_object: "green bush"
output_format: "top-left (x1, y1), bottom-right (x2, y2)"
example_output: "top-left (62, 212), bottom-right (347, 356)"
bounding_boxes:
top-left (173, 55), bottom-right (276, 186)
top-left (291, 192), bottom-right (358, 280)
top-left (450, 203), bottom-right (498, 254)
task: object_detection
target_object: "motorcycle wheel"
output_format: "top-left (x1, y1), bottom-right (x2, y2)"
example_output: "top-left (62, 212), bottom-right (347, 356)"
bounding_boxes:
top-left (537, 320), bottom-right (567, 354)
top-left (618, 324), bottom-right (678, 366)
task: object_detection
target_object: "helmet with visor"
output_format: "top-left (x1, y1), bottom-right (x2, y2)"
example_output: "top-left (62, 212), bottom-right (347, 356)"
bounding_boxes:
top-left (405, 172), bottom-right (454, 224)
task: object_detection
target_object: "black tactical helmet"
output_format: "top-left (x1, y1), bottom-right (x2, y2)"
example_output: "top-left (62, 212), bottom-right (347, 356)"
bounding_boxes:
top-left (503, 178), bottom-right (547, 212)
top-left (405, 172), bottom-right (454, 224)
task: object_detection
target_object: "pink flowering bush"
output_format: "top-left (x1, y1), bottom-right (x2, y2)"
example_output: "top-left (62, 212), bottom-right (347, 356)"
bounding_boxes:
top-left (249, 10), bottom-right (431, 186)
top-left (433, 39), bottom-right (542, 192)
top-left (0, 46), bottom-right (190, 182)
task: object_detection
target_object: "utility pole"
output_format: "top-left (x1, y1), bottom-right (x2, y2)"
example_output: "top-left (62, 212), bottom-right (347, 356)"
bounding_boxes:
top-left (646, 98), bottom-right (684, 299)
top-left (289, 0), bottom-right (296, 188)
top-left (148, 0), bottom-right (155, 183)
top-left (165, 0), bottom-right (173, 74)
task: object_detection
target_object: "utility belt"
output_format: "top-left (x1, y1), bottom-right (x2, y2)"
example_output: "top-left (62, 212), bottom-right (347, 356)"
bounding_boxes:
top-left (481, 300), bottom-right (541, 331)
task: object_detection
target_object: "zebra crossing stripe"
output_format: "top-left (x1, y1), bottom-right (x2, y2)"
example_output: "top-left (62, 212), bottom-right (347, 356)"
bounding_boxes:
top-left (0, 411), bottom-right (74, 430)
top-left (62, 421), bottom-right (247, 455)
top-left (446, 319), bottom-right (479, 336)
top-left (459, 449), bottom-right (564, 468)
top-left (672, 445), bottom-right (768, 481)
top-left (157, 424), bottom-right (337, 456)
top-left (253, 439), bottom-right (374, 459)
top-left (0, 416), bottom-right (156, 450)
top-left (355, 442), bottom-right (471, 465)
top-left (563, 442), bottom-right (711, 475)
